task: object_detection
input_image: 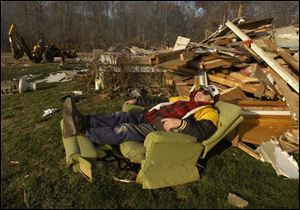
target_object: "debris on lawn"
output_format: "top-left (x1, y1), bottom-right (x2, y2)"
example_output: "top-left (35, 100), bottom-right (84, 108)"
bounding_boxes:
top-left (61, 90), bottom-right (83, 95)
top-left (228, 192), bottom-right (249, 208)
top-left (256, 140), bottom-right (299, 179)
top-left (1, 80), bottom-right (18, 95)
top-left (10, 160), bottom-right (20, 164)
top-left (42, 108), bottom-right (59, 117)
top-left (19, 79), bottom-right (36, 93)
top-left (3, 15), bottom-right (298, 179)
top-left (35, 72), bottom-right (68, 83)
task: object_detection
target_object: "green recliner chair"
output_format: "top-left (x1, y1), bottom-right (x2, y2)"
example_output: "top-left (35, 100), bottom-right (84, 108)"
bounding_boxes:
top-left (60, 100), bottom-right (243, 189)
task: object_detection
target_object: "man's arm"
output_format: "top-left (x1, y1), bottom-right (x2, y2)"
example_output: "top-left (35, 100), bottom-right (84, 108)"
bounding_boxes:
top-left (173, 118), bottom-right (217, 142)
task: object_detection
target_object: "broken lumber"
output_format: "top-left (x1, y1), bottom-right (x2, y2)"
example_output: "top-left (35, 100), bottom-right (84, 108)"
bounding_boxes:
top-left (151, 49), bottom-right (184, 64)
top-left (226, 20), bottom-right (299, 93)
top-left (263, 38), bottom-right (299, 71)
top-left (207, 73), bottom-right (273, 98)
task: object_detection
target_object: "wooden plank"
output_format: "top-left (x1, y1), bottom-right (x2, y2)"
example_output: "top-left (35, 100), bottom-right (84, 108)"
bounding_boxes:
top-left (282, 65), bottom-right (299, 81)
top-left (263, 38), bottom-right (299, 71)
top-left (240, 125), bottom-right (297, 145)
top-left (202, 59), bottom-right (232, 69)
top-left (201, 17), bottom-right (245, 43)
top-left (187, 54), bottom-right (243, 70)
top-left (237, 17), bottom-right (273, 30)
top-left (228, 72), bottom-right (259, 84)
top-left (152, 49), bottom-right (185, 64)
top-left (242, 110), bottom-right (292, 116)
top-left (226, 20), bottom-right (299, 93)
top-left (180, 51), bottom-right (195, 61)
top-left (237, 142), bottom-right (261, 160)
top-left (239, 113), bottom-right (298, 145)
top-left (219, 87), bottom-right (250, 103)
top-left (208, 74), bottom-right (274, 98)
top-left (197, 42), bottom-right (243, 55)
top-left (238, 100), bottom-right (289, 110)
top-left (254, 65), bottom-right (278, 97)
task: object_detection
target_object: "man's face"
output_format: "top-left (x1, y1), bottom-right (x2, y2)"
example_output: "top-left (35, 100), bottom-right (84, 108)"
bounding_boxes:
top-left (194, 90), bottom-right (214, 103)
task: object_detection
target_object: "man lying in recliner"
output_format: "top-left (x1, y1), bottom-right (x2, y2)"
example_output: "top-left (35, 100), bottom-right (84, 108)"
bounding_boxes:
top-left (62, 85), bottom-right (220, 145)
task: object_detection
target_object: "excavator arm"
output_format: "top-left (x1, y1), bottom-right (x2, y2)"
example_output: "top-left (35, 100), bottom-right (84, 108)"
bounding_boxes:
top-left (8, 24), bottom-right (35, 61)
top-left (8, 24), bottom-right (78, 64)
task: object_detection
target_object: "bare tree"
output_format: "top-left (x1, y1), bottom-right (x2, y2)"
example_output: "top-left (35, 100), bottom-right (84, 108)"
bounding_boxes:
top-left (1, 1), bottom-right (298, 52)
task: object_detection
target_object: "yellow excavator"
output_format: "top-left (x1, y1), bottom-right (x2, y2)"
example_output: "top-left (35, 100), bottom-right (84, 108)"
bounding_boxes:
top-left (8, 24), bottom-right (78, 63)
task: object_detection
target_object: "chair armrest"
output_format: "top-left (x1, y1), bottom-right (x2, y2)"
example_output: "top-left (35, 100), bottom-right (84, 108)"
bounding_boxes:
top-left (201, 115), bottom-right (244, 159)
top-left (137, 131), bottom-right (203, 189)
top-left (144, 131), bottom-right (198, 146)
top-left (122, 103), bottom-right (145, 113)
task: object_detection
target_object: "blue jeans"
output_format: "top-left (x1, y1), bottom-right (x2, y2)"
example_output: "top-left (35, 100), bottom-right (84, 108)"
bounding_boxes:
top-left (87, 112), bottom-right (155, 145)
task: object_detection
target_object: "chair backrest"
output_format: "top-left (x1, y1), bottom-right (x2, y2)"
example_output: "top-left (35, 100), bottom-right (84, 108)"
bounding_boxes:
top-left (200, 100), bottom-right (243, 158)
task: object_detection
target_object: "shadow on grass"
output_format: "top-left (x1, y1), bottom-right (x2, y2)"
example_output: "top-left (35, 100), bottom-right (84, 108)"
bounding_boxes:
top-left (197, 138), bottom-right (232, 168)
top-left (36, 82), bottom-right (58, 91)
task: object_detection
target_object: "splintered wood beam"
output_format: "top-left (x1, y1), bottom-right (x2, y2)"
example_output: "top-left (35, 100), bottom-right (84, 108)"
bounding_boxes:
top-left (208, 74), bottom-right (274, 98)
top-left (226, 20), bottom-right (299, 93)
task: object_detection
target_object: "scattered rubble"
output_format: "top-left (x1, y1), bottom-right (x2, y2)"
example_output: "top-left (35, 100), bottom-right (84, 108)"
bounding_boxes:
top-left (42, 108), bottom-right (59, 117)
top-left (2, 16), bottom-right (299, 168)
top-left (1, 80), bottom-right (18, 95)
top-left (19, 79), bottom-right (36, 93)
top-left (90, 16), bottom-right (298, 164)
top-left (256, 140), bottom-right (299, 179)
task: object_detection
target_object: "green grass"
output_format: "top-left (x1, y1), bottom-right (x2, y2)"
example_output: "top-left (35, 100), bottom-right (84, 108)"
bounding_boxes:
top-left (1, 62), bottom-right (59, 82)
top-left (1, 57), bottom-right (299, 209)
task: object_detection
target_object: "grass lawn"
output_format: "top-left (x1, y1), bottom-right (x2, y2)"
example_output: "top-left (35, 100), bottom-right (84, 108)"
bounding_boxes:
top-left (1, 55), bottom-right (299, 209)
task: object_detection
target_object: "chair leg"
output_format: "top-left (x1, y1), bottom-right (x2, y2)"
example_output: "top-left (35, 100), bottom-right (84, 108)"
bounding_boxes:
top-left (97, 150), bottom-right (139, 172)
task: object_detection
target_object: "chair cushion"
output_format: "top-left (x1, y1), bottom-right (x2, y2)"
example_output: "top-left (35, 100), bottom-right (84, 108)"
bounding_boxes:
top-left (120, 141), bottom-right (146, 163)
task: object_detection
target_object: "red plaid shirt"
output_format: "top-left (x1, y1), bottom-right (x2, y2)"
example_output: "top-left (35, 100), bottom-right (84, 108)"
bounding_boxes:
top-left (144, 99), bottom-right (213, 125)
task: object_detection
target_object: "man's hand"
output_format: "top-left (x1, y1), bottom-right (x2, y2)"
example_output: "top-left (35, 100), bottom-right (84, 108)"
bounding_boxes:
top-left (124, 99), bottom-right (137, 105)
top-left (161, 118), bottom-right (182, 131)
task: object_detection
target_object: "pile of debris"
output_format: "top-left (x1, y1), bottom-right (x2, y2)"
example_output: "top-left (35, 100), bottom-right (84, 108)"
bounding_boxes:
top-left (93, 16), bottom-right (299, 160)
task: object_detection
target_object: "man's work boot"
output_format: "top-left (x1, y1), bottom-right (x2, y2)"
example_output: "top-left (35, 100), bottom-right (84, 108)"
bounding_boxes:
top-left (63, 97), bottom-right (88, 138)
